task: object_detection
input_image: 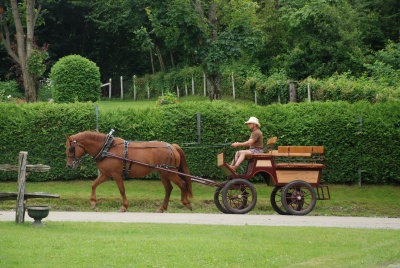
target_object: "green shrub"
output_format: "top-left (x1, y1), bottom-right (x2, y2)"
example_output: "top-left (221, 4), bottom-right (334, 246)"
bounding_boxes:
top-left (50, 55), bottom-right (101, 103)
top-left (38, 78), bottom-right (53, 101)
top-left (0, 80), bottom-right (24, 101)
top-left (156, 92), bottom-right (179, 105)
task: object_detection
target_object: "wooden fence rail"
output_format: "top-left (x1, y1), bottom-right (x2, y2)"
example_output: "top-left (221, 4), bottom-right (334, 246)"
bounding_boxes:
top-left (0, 151), bottom-right (59, 224)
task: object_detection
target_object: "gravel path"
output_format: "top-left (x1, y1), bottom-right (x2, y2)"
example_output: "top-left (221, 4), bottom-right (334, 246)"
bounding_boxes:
top-left (1, 211), bottom-right (399, 229)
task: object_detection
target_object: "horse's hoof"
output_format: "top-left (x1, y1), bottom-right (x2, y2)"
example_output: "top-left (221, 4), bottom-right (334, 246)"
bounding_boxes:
top-left (90, 204), bottom-right (96, 209)
top-left (156, 208), bottom-right (165, 213)
top-left (118, 208), bottom-right (127, 213)
top-left (185, 203), bottom-right (193, 211)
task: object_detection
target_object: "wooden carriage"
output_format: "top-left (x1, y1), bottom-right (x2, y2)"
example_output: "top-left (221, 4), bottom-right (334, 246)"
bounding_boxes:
top-left (215, 137), bottom-right (330, 215)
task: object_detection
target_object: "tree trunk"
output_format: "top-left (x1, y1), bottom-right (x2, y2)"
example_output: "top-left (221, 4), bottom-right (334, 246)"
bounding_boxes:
top-left (1, 0), bottom-right (41, 102)
top-left (289, 81), bottom-right (297, 102)
top-left (170, 50), bottom-right (175, 68)
top-left (205, 1), bottom-right (220, 101)
top-left (150, 50), bottom-right (155, 74)
top-left (155, 45), bottom-right (165, 72)
top-left (207, 73), bottom-right (221, 101)
top-left (209, 1), bottom-right (218, 42)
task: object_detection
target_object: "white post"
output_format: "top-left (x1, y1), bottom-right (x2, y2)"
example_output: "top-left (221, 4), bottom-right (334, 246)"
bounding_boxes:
top-left (133, 75), bottom-right (136, 100)
top-left (192, 75), bottom-right (195, 95)
top-left (120, 76), bottom-right (123, 100)
top-left (232, 72), bottom-right (235, 100)
top-left (185, 83), bottom-right (188, 96)
top-left (255, 91), bottom-right (257, 105)
top-left (147, 84), bottom-right (150, 99)
top-left (307, 83), bottom-right (311, 102)
top-left (203, 73), bottom-right (206, 96)
top-left (109, 78), bottom-right (112, 99)
top-left (176, 86), bottom-right (180, 98)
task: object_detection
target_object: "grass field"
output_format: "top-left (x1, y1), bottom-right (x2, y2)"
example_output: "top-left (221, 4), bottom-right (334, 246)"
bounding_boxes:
top-left (1, 221), bottom-right (399, 267)
top-left (1, 181), bottom-right (399, 217)
top-left (1, 181), bottom-right (400, 267)
top-left (95, 95), bottom-right (254, 111)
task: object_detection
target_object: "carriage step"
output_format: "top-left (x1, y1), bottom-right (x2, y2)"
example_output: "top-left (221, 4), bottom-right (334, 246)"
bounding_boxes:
top-left (316, 185), bottom-right (330, 200)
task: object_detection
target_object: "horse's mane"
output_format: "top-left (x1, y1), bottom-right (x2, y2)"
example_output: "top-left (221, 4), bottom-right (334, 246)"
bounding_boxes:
top-left (72, 131), bottom-right (106, 142)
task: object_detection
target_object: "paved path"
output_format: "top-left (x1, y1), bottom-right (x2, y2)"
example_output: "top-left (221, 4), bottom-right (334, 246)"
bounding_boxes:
top-left (1, 211), bottom-right (399, 229)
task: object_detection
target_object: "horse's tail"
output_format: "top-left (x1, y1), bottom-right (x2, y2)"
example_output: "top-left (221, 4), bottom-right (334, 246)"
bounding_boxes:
top-left (173, 144), bottom-right (193, 199)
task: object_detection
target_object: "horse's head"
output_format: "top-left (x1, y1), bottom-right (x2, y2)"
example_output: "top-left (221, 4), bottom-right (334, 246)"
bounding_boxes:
top-left (66, 135), bottom-right (87, 168)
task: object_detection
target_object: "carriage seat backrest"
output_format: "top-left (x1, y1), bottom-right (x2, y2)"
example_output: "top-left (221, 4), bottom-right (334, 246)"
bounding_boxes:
top-left (277, 146), bottom-right (324, 154)
top-left (265, 136), bottom-right (277, 152)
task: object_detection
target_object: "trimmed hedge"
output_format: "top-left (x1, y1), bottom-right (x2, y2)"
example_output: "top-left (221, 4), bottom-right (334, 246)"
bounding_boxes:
top-left (1, 101), bottom-right (400, 184)
top-left (50, 55), bottom-right (101, 103)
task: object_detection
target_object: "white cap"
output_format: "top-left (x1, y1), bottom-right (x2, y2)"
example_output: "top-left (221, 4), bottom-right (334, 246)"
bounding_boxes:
top-left (245, 117), bottom-right (260, 127)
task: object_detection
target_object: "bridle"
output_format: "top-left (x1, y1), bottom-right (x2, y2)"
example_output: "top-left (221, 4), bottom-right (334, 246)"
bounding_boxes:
top-left (68, 140), bottom-right (87, 167)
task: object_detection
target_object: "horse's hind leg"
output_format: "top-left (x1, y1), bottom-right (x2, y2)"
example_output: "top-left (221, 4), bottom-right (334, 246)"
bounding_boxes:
top-left (90, 173), bottom-right (111, 209)
top-left (168, 173), bottom-right (192, 211)
top-left (157, 175), bottom-right (173, 213)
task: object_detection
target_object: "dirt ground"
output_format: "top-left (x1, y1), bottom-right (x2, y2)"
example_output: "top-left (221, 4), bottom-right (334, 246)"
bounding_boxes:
top-left (1, 211), bottom-right (399, 229)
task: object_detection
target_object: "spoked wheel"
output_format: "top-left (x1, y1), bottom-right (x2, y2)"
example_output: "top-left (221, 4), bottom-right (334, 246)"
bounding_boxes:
top-left (281, 180), bottom-right (317, 215)
top-left (213, 186), bottom-right (232, 214)
top-left (270, 186), bottom-right (290, 215)
top-left (222, 179), bottom-right (257, 214)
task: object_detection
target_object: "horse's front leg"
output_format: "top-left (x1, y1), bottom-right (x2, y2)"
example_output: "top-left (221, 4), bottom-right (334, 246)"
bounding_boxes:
top-left (90, 173), bottom-right (110, 209)
top-left (113, 175), bottom-right (129, 212)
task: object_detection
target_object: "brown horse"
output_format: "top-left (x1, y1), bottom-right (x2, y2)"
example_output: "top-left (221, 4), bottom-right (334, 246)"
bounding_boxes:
top-left (66, 131), bottom-right (193, 212)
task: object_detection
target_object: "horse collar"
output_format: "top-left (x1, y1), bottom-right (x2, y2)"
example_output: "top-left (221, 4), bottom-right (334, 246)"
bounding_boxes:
top-left (93, 134), bottom-right (115, 161)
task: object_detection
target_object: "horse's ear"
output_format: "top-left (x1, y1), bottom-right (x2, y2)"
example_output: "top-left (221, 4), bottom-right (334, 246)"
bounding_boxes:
top-left (65, 135), bottom-right (71, 141)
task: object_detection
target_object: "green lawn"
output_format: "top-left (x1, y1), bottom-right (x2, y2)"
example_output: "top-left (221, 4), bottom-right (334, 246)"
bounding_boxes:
top-left (0, 221), bottom-right (399, 267)
top-left (1, 181), bottom-right (400, 267)
top-left (1, 181), bottom-right (399, 217)
top-left (95, 95), bottom-right (254, 111)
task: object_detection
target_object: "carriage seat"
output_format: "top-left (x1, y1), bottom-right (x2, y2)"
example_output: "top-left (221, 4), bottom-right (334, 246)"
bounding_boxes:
top-left (245, 136), bottom-right (277, 159)
top-left (247, 141), bottom-right (325, 164)
top-left (274, 145), bottom-right (325, 166)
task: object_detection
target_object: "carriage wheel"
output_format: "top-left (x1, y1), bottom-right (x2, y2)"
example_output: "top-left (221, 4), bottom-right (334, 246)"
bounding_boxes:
top-left (213, 186), bottom-right (232, 214)
top-left (270, 186), bottom-right (290, 215)
top-left (281, 180), bottom-right (316, 215)
top-left (222, 179), bottom-right (257, 214)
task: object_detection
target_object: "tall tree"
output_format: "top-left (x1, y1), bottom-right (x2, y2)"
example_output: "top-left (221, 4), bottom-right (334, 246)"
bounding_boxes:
top-left (0, 0), bottom-right (44, 102)
top-left (144, 0), bottom-right (262, 100)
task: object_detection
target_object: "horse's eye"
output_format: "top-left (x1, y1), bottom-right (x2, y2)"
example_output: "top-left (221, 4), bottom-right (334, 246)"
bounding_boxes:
top-left (69, 147), bottom-right (75, 153)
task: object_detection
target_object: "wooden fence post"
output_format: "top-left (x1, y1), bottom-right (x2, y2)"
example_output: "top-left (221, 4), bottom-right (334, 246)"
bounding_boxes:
top-left (15, 151), bottom-right (28, 224)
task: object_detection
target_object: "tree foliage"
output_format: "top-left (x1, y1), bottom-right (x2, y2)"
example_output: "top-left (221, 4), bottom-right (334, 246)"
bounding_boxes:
top-left (0, 0), bottom-right (399, 98)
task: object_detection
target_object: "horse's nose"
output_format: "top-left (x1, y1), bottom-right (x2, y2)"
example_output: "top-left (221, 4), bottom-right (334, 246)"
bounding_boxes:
top-left (66, 163), bottom-right (73, 168)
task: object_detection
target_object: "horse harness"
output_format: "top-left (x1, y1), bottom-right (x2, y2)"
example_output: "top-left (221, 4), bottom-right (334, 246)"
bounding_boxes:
top-left (76, 131), bottom-right (179, 179)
